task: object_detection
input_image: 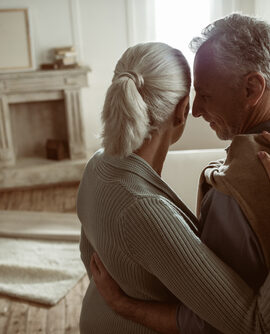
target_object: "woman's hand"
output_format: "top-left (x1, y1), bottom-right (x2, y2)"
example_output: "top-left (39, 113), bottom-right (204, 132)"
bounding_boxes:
top-left (258, 131), bottom-right (270, 178)
top-left (90, 253), bottom-right (129, 313)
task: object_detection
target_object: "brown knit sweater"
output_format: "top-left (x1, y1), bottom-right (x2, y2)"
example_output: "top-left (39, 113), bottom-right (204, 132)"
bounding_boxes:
top-left (197, 133), bottom-right (270, 268)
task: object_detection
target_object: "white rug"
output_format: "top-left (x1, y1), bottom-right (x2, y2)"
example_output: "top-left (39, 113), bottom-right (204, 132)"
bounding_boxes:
top-left (0, 210), bottom-right (81, 241)
top-left (0, 238), bottom-right (86, 305)
top-left (0, 211), bottom-right (86, 305)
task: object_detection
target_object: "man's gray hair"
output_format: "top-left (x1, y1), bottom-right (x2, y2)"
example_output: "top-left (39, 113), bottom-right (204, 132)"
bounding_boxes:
top-left (101, 42), bottom-right (191, 157)
top-left (190, 13), bottom-right (270, 87)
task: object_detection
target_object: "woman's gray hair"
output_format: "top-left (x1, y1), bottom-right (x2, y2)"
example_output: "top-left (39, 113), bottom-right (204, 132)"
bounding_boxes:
top-left (190, 13), bottom-right (270, 87)
top-left (101, 42), bottom-right (191, 157)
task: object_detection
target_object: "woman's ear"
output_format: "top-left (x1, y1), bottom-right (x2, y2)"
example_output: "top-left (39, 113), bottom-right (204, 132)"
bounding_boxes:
top-left (245, 72), bottom-right (266, 107)
top-left (173, 95), bottom-right (189, 127)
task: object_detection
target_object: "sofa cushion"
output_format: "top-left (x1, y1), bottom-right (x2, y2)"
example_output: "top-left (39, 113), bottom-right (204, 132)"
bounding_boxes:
top-left (162, 149), bottom-right (226, 214)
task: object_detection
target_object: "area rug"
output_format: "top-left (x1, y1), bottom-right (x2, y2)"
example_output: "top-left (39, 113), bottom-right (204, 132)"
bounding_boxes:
top-left (0, 210), bottom-right (81, 241)
top-left (0, 232), bottom-right (86, 305)
top-left (0, 211), bottom-right (87, 305)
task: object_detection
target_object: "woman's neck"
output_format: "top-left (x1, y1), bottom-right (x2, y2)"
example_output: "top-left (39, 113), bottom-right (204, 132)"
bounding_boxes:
top-left (134, 130), bottom-right (171, 176)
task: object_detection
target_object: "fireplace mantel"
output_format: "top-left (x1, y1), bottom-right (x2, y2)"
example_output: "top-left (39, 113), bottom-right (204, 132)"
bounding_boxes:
top-left (0, 67), bottom-right (90, 96)
top-left (0, 67), bottom-right (91, 168)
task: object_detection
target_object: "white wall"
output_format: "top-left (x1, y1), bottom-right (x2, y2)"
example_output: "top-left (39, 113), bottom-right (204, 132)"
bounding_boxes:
top-left (0, 0), bottom-right (129, 153)
top-left (78, 0), bottom-right (128, 152)
top-left (255, 0), bottom-right (270, 20)
top-left (210, 0), bottom-right (255, 19)
top-left (0, 0), bottom-right (74, 66)
top-left (1, 0), bottom-right (267, 154)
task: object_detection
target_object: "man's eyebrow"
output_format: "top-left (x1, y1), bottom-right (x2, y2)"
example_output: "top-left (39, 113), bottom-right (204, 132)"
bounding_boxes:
top-left (194, 85), bottom-right (202, 92)
top-left (194, 85), bottom-right (209, 94)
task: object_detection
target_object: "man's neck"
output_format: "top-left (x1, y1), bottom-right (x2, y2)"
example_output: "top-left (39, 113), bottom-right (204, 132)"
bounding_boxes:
top-left (245, 119), bottom-right (270, 134)
top-left (242, 90), bottom-right (270, 133)
top-left (243, 115), bottom-right (270, 134)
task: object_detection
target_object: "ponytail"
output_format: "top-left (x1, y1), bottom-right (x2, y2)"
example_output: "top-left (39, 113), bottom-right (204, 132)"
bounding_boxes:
top-left (101, 72), bottom-right (149, 157)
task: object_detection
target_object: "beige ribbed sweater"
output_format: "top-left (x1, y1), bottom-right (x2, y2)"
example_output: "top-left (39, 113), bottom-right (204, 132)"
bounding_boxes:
top-left (77, 149), bottom-right (270, 334)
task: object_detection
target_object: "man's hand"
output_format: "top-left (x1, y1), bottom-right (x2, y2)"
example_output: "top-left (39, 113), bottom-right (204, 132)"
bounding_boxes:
top-left (258, 131), bottom-right (270, 178)
top-left (90, 253), bottom-right (180, 334)
top-left (90, 252), bottom-right (129, 313)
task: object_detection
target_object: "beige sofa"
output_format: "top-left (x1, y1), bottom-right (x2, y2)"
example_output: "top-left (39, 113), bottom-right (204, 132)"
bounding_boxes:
top-left (162, 149), bottom-right (226, 214)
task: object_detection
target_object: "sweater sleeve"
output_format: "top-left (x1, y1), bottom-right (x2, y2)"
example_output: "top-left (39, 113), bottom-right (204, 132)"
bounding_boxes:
top-left (120, 196), bottom-right (270, 334)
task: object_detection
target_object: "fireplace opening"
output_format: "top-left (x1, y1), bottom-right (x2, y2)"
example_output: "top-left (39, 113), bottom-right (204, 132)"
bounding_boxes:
top-left (9, 99), bottom-right (69, 161)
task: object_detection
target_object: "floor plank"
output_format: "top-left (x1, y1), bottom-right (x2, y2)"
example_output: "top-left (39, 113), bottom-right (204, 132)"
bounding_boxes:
top-left (6, 301), bottom-right (29, 334)
top-left (81, 275), bottom-right (90, 297)
top-left (47, 298), bottom-right (66, 334)
top-left (26, 306), bottom-right (47, 334)
top-left (0, 297), bottom-right (11, 334)
top-left (64, 280), bottom-right (83, 334)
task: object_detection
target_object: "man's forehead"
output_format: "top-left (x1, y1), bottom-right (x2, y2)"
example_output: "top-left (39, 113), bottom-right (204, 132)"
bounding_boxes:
top-left (194, 45), bottom-right (215, 73)
top-left (193, 45), bottom-right (220, 90)
top-left (193, 62), bottom-right (213, 91)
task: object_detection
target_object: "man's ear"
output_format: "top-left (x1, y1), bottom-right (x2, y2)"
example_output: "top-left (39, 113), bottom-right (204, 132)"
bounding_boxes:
top-left (245, 72), bottom-right (266, 107)
top-left (173, 95), bottom-right (189, 126)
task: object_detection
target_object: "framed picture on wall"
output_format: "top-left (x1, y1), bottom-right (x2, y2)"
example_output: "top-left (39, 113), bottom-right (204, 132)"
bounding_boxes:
top-left (0, 8), bottom-right (34, 72)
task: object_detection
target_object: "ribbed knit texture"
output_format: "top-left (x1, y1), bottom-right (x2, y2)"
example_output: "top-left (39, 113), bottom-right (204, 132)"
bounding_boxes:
top-left (77, 149), bottom-right (270, 334)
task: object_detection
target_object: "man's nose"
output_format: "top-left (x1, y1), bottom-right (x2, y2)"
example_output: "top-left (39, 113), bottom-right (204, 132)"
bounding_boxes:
top-left (192, 98), bottom-right (203, 118)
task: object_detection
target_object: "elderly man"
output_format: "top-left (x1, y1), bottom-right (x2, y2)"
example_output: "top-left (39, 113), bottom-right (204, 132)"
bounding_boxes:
top-left (89, 14), bottom-right (270, 334)
top-left (175, 13), bottom-right (270, 333)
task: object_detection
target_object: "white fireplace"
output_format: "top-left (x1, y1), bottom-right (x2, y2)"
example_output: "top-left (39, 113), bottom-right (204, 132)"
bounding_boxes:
top-left (0, 67), bottom-right (90, 189)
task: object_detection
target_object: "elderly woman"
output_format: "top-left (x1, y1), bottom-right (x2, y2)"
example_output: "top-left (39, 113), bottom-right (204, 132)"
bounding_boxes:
top-left (91, 132), bottom-right (270, 334)
top-left (77, 42), bottom-right (270, 334)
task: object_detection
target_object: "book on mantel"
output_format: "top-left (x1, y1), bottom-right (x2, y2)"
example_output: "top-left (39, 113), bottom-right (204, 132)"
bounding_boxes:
top-left (54, 46), bottom-right (78, 69)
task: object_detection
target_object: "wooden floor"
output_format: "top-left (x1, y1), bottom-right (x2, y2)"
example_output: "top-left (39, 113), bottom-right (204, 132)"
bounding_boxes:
top-left (0, 276), bottom-right (89, 334)
top-left (0, 182), bottom-right (88, 334)
top-left (0, 275), bottom-right (89, 334)
top-left (0, 182), bottom-right (80, 213)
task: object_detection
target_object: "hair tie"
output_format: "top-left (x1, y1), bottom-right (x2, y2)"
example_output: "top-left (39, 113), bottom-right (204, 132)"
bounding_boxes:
top-left (116, 71), bottom-right (144, 89)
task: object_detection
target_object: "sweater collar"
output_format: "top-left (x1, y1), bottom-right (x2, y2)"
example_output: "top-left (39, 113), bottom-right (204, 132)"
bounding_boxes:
top-left (101, 149), bottom-right (198, 232)
top-left (102, 149), bottom-right (181, 203)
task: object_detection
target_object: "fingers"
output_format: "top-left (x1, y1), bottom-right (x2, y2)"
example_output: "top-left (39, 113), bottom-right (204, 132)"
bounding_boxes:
top-left (90, 252), bottom-right (111, 279)
top-left (258, 131), bottom-right (270, 178)
top-left (90, 254), bottom-right (100, 277)
top-left (262, 131), bottom-right (270, 142)
top-left (258, 151), bottom-right (270, 160)
top-left (93, 252), bottom-right (106, 272)
top-left (258, 150), bottom-right (270, 178)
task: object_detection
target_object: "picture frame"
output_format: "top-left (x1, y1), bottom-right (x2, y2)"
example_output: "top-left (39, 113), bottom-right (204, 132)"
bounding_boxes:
top-left (0, 8), bottom-right (34, 72)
